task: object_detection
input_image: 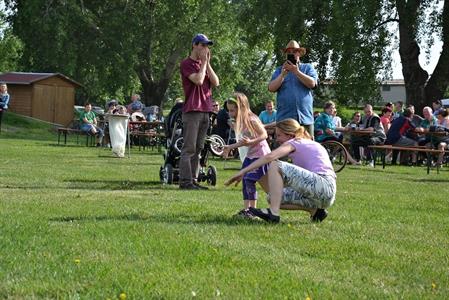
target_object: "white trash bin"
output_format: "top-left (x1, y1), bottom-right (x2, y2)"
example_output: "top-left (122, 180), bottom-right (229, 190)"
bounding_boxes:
top-left (106, 113), bottom-right (129, 158)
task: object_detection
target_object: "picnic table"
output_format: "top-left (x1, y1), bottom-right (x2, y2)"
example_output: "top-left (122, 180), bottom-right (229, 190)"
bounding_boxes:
top-left (129, 121), bottom-right (165, 151)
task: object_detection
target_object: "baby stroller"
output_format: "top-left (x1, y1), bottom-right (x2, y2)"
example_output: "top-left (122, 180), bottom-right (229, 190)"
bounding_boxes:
top-left (159, 103), bottom-right (225, 186)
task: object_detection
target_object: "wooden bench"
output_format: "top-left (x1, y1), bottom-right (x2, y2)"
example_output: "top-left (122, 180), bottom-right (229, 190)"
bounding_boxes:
top-left (368, 145), bottom-right (447, 174)
top-left (57, 127), bottom-right (95, 146)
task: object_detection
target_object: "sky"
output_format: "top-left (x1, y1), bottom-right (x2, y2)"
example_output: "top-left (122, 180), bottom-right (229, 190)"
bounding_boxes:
top-left (391, 37), bottom-right (443, 80)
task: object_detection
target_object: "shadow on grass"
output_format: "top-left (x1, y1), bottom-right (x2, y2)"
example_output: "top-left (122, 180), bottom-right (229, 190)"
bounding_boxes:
top-left (49, 212), bottom-right (278, 226)
top-left (410, 178), bottom-right (449, 183)
top-left (64, 179), bottom-right (168, 190)
top-left (47, 143), bottom-right (89, 148)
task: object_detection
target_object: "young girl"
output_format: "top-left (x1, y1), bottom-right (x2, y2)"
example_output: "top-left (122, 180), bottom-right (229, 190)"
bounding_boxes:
top-left (222, 92), bottom-right (271, 218)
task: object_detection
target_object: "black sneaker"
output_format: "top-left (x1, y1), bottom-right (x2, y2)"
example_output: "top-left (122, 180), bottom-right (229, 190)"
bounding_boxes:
top-left (96, 143), bottom-right (101, 147)
top-left (234, 209), bottom-right (256, 219)
top-left (193, 182), bottom-right (209, 190)
top-left (311, 209), bottom-right (328, 223)
top-left (248, 207), bottom-right (280, 223)
top-left (179, 183), bottom-right (200, 190)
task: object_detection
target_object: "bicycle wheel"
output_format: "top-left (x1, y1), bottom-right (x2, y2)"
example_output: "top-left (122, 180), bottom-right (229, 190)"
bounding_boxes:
top-left (321, 140), bottom-right (348, 173)
top-left (208, 134), bottom-right (225, 156)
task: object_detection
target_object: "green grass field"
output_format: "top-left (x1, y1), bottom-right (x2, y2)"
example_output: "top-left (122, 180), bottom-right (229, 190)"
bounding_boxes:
top-left (1, 114), bottom-right (448, 299)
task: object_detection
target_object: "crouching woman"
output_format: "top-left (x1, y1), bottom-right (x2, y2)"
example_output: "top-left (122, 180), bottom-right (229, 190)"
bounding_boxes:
top-left (225, 118), bottom-right (336, 223)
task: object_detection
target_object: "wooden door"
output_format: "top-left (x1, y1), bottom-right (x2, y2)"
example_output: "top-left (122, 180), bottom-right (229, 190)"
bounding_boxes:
top-left (32, 84), bottom-right (55, 123)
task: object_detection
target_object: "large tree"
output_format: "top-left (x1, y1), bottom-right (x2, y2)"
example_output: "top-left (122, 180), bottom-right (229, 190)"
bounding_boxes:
top-left (240, 0), bottom-right (391, 106)
top-left (5, 0), bottom-right (274, 108)
top-left (395, 0), bottom-right (449, 111)
top-left (0, 10), bottom-right (22, 72)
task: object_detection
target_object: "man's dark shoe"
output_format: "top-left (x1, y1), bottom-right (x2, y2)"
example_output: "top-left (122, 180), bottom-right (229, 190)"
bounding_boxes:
top-left (311, 209), bottom-right (328, 223)
top-left (179, 183), bottom-right (200, 190)
top-left (248, 207), bottom-right (280, 223)
top-left (193, 181), bottom-right (209, 190)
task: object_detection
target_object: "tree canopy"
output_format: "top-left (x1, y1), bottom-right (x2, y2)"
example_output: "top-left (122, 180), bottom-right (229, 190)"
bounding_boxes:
top-left (3, 0), bottom-right (448, 111)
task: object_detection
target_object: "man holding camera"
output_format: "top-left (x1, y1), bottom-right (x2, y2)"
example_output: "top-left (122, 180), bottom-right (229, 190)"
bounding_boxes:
top-left (268, 40), bottom-right (318, 138)
top-left (179, 33), bottom-right (219, 190)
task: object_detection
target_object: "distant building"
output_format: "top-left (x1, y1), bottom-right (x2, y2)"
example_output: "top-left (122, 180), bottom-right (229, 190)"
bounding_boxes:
top-left (319, 79), bottom-right (406, 105)
top-left (380, 79), bottom-right (405, 104)
top-left (0, 72), bottom-right (82, 126)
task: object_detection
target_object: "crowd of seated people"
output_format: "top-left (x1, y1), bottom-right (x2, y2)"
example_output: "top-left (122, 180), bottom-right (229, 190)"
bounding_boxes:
top-left (76, 95), bottom-right (168, 148)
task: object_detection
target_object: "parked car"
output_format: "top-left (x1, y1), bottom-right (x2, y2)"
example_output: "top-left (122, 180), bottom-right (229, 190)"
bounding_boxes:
top-left (74, 105), bottom-right (105, 117)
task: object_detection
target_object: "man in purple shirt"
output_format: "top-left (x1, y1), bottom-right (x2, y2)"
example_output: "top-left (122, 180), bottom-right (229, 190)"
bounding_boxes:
top-left (179, 33), bottom-right (219, 190)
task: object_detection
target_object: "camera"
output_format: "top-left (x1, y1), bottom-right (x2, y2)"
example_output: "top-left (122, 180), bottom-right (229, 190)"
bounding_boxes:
top-left (287, 53), bottom-right (297, 64)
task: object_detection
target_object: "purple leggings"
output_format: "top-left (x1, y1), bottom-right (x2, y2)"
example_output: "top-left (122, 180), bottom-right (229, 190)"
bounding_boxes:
top-left (241, 157), bottom-right (268, 200)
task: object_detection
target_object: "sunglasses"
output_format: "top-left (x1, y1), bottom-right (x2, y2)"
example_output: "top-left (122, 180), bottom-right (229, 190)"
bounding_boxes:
top-left (286, 49), bottom-right (301, 54)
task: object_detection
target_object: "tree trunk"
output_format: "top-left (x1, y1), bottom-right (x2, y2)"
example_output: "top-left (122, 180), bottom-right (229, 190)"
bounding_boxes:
top-left (397, 0), bottom-right (429, 113)
top-left (397, 0), bottom-right (449, 112)
top-left (136, 47), bottom-right (185, 108)
top-left (424, 0), bottom-right (449, 105)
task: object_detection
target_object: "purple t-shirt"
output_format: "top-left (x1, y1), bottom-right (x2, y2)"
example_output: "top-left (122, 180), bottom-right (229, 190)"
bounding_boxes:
top-left (180, 57), bottom-right (212, 113)
top-left (287, 138), bottom-right (335, 177)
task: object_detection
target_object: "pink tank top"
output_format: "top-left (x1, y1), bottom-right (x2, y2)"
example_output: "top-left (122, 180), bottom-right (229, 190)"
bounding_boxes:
top-left (239, 116), bottom-right (271, 159)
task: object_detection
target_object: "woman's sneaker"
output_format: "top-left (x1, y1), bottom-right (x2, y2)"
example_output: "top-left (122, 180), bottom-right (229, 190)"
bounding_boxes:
top-left (311, 209), bottom-right (328, 222)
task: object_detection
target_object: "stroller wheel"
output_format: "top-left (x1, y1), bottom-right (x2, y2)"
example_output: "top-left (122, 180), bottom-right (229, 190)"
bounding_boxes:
top-left (208, 134), bottom-right (225, 157)
top-left (206, 165), bottom-right (217, 186)
top-left (162, 163), bottom-right (174, 184)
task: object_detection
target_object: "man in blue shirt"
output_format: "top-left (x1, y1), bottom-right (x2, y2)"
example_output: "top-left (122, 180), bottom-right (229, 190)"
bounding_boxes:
top-left (268, 40), bottom-right (318, 138)
top-left (259, 101), bottom-right (277, 126)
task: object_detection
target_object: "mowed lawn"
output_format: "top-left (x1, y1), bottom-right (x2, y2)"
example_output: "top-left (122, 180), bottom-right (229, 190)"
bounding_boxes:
top-left (0, 117), bottom-right (448, 299)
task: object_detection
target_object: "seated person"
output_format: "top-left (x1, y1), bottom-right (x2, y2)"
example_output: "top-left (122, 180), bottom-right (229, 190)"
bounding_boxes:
top-left (432, 99), bottom-right (443, 117)
top-left (393, 100), bottom-right (404, 120)
top-left (346, 111), bottom-right (362, 129)
top-left (350, 104), bottom-right (386, 165)
top-left (145, 105), bottom-right (162, 122)
top-left (259, 100), bottom-right (277, 128)
top-left (385, 108), bottom-right (418, 164)
top-left (127, 94), bottom-right (145, 114)
top-left (432, 109), bottom-right (449, 166)
top-left (80, 102), bottom-right (104, 147)
top-left (212, 101), bottom-right (220, 114)
top-left (331, 108), bottom-right (343, 139)
top-left (407, 104), bottom-right (423, 127)
top-left (314, 101), bottom-right (345, 143)
top-left (130, 101), bottom-right (146, 122)
top-left (380, 107), bottom-right (393, 134)
top-left (415, 106), bottom-right (437, 146)
top-left (259, 100), bottom-right (277, 142)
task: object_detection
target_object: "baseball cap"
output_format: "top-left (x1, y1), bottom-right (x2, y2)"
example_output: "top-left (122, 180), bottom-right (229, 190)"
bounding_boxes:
top-left (107, 99), bottom-right (118, 108)
top-left (192, 34), bottom-right (213, 45)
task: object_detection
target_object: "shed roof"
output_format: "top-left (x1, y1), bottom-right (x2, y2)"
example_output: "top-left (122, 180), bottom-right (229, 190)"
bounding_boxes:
top-left (0, 72), bottom-right (82, 87)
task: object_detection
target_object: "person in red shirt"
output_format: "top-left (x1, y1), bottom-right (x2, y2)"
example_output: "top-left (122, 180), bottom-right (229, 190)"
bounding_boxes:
top-left (179, 34), bottom-right (219, 190)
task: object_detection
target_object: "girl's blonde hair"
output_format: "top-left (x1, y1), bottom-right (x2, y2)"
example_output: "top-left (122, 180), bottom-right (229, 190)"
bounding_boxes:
top-left (227, 92), bottom-right (262, 137)
top-left (276, 118), bottom-right (311, 140)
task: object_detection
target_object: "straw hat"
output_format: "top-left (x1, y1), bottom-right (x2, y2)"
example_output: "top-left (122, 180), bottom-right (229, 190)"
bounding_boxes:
top-left (282, 40), bottom-right (307, 56)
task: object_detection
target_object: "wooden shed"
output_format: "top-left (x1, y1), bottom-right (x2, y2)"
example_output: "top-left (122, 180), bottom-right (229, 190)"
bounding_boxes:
top-left (0, 72), bottom-right (82, 126)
